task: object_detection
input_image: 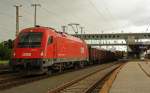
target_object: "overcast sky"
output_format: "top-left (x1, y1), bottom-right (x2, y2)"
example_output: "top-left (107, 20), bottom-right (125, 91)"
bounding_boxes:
top-left (0, 0), bottom-right (150, 41)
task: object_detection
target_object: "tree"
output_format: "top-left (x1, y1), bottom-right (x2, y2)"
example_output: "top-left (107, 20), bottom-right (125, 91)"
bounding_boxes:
top-left (0, 39), bottom-right (12, 60)
top-left (3, 39), bottom-right (13, 49)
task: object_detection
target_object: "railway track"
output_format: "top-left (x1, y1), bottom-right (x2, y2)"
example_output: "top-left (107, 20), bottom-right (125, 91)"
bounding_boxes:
top-left (0, 70), bottom-right (11, 75)
top-left (0, 66), bottom-right (10, 75)
top-left (48, 63), bottom-right (124, 93)
top-left (0, 73), bottom-right (25, 84)
top-left (0, 62), bottom-right (123, 91)
top-left (0, 74), bottom-right (48, 90)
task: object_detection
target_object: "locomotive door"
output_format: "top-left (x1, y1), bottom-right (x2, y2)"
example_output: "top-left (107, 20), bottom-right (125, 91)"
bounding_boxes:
top-left (47, 36), bottom-right (55, 63)
top-left (53, 37), bottom-right (57, 62)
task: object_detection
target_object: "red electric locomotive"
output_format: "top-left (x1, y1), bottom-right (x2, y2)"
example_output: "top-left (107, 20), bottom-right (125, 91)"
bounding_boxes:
top-left (10, 26), bottom-right (89, 74)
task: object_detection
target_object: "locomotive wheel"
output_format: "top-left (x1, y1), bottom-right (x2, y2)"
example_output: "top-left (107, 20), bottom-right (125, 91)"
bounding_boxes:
top-left (79, 62), bottom-right (84, 68)
top-left (74, 63), bottom-right (79, 69)
top-left (47, 70), bottom-right (52, 76)
top-left (46, 67), bottom-right (52, 76)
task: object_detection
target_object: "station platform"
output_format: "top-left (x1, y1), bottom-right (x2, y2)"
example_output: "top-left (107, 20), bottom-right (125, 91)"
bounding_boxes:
top-left (110, 61), bottom-right (150, 93)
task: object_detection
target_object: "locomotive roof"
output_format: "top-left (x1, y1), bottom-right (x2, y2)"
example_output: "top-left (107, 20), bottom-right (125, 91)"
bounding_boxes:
top-left (21, 26), bottom-right (85, 43)
top-left (55, 31), bottom-right (84, 43)
top-left (21, 26), bottom-right (56, 32)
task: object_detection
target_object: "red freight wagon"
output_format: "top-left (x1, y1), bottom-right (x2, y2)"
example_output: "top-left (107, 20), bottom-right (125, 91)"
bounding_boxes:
top-left (10, 26), bottom-right (89, 74)
top-left (89, 47), bottom-right (107, 64)
top-left (88, 47), bottom-right (118, 64)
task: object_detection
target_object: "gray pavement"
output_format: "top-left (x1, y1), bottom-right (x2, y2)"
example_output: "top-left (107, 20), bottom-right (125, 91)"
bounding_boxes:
top-left (110, 61), bottom-right (150, 93)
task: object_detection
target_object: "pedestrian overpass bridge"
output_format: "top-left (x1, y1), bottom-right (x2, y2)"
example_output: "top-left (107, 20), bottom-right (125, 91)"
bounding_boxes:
top-left (72, 32), bottom-right (150, 58)
top-left (72, 32), bottom-right (150, 40)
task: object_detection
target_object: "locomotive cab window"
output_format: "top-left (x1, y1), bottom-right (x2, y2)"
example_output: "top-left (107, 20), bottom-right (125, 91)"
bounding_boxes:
top-left (48, 36), bottom-right (53, 45)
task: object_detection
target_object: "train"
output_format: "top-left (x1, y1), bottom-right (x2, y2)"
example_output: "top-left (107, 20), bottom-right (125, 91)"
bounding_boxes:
top-left (9, 26), bottom-right (123, 75)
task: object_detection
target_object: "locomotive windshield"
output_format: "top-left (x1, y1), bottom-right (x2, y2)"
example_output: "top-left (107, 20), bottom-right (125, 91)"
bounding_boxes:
top-left (17, 32), bottom-right (43, 48)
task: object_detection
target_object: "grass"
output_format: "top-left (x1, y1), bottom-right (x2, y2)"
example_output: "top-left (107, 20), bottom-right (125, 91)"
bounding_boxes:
top-left (0, 60), bottom-right (8, 65)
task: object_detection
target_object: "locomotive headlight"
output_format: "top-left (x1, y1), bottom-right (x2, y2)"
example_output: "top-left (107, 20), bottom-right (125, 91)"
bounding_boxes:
top-left (40, 50), bottom-right (44, 56)
top-left (13, 52), bottom-right (16, 56)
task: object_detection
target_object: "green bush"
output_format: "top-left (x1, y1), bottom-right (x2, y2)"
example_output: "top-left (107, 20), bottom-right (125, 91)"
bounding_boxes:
top-left (0, 43), bottom-right (12, 60)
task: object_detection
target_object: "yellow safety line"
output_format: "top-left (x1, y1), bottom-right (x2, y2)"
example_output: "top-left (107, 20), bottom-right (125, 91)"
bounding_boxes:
top-left (99, 63), bottom-right (126, 93)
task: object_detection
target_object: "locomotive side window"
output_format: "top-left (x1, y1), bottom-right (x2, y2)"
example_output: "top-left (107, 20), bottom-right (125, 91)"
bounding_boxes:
top-left (48, 36), bottom-right (53, 45)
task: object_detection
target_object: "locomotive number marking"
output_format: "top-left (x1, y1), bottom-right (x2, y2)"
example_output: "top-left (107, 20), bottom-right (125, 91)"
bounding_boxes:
top-left (80, 47), bottom-right (84, 54)
top-left (22, 53), bottom-right (31, 56)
